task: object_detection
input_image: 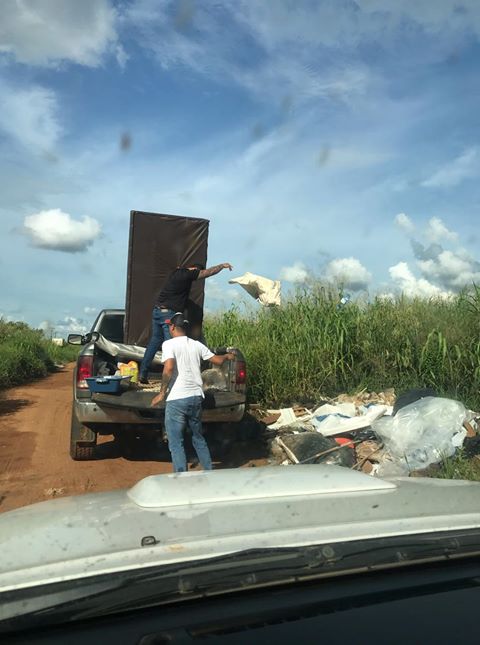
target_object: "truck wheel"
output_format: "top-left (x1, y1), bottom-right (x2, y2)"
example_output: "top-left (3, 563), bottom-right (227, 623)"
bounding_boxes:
top-left (70, 410), bottom-right (97, 460)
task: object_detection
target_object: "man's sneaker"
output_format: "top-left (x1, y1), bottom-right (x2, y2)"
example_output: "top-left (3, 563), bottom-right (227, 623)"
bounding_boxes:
top-left (139, 376), bottom-right (149, 385)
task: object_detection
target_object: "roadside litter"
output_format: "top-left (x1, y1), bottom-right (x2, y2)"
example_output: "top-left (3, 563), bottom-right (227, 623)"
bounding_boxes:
top-left (229, 272), bottom-right (281, 306)
top-left (261, 389), bottom-right (479, 477)
top-left (275, 434), bottom-right (355, 468)
top-left (311, 403), bottom-right (391, 436)
top-left (372, 397), bottom-right (467, 475)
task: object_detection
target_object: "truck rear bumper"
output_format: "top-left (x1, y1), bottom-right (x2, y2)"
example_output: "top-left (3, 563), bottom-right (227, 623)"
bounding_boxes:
top-left (75, 400), bottom-right (160, 425)
top-left (74, 399), bottom-right (246, 426)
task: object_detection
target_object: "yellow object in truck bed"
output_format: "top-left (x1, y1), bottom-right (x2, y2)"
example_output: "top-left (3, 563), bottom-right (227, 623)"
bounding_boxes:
top-left (118, 361), bottom-right (139, 383)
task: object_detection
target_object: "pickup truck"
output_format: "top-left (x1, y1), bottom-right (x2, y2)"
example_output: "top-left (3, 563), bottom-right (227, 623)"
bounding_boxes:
top-left (68, 309), bottom-right (247, 460)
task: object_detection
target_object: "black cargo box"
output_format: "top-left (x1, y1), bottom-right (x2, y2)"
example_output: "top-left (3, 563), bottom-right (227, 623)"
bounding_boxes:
top-left (124, 211), bottom-right (209, 345)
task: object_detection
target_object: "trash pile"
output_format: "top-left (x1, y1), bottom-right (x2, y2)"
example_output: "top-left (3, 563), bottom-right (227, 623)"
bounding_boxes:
top-left (258, 389), bottom-right (479, 477)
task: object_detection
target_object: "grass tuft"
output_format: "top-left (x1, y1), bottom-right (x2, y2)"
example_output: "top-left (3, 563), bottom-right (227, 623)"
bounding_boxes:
top-left (0, 319), bottom-right (79, 389)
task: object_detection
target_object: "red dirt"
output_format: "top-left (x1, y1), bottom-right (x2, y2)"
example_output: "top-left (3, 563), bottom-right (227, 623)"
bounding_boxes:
top-left (0, 366), bottom-right (267, 513)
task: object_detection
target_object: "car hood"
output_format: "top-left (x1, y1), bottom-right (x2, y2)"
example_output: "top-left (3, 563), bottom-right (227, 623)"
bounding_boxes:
top-left (1, 465), bottom-right (480, 592)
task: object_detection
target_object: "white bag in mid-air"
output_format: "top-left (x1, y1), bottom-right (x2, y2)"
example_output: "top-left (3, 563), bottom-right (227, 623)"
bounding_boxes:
top-left (229, 272), bottom-right (281, 306)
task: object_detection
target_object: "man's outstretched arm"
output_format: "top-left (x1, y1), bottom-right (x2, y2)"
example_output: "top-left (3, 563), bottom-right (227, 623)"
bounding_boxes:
top-left (209, 353), bottom-right (235, 366)
top-left (198, 263), bottom-right (233, 279)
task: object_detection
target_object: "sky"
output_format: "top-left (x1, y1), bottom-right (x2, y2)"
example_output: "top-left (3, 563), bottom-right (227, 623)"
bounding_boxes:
top-left (1, 0), bottom-right (480, 335)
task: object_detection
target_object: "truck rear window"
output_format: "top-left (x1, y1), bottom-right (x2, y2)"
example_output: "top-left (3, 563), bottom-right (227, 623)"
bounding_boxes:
top-left (98, 315), bottom-right (125, 343)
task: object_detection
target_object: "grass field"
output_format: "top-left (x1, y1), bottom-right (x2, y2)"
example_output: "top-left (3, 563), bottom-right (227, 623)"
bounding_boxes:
top-left (0, 320), bottom-right (79, 389)
top-left (204, 284), bottom-right (480, 410)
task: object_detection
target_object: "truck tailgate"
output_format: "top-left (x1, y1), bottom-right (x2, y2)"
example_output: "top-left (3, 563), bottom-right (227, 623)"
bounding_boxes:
top-left (91, 390), bottom-right (246, 411)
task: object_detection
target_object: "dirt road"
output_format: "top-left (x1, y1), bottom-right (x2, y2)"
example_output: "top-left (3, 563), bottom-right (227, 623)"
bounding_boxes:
top-left (0, 366), bottom-right (266, 514)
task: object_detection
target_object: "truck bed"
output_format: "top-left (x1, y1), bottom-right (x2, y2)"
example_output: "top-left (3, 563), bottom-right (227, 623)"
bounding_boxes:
top-left (92, 390), bottom-right (246, 412)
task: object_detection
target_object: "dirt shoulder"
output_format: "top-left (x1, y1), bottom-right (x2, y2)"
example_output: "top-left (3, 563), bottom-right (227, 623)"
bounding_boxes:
top-left (0, 365), bottom-right (267, 513)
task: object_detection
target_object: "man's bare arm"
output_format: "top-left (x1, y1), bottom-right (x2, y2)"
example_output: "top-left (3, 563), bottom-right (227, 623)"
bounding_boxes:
top-left (209, 353), bottom-right (235, 366)
top-left (151, 359), bottom-right (175, 406)
top-left (198, 263), bottom-right (233, 279)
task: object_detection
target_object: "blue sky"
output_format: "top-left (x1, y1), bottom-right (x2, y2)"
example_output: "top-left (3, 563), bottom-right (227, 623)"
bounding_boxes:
top-left (1, 0), bottom-right (480, 335)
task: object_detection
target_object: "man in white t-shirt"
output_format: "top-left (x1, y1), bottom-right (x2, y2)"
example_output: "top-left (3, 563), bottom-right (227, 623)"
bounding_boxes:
top-left (151, 312), bottom-right (234, 472)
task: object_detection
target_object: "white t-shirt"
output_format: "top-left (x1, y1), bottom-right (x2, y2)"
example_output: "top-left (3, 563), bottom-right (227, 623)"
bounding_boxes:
top-left (161, 336), bottom-right (214, 402)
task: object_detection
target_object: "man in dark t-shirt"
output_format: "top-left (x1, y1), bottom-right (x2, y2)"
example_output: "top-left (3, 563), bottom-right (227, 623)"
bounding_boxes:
top-left (139, 261), bottom-right (233, 383)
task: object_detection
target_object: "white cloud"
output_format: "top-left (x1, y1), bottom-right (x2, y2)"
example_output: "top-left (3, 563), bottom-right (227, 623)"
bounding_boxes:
top-left (115, 43), bottom-right (129, 69)
top-left (0, 78), bottom-right (61, 151)
top-left (325, 257), bottom-right (372, 291)
top-left (280, 261), bottom-right (308, 283)
top-left (357, 0), bottom-right (480, 37)
top-left (123, 0), bottom-right (480, 109)
top-left (83, 306), bottom-right (97, 314)
top-left (417, 249), bottom-right (480, 290)
top-left (389, 262), bottom-right (451, 299)
top-left (395, 212), bottom-right (415, 235)
top-left (54, 316), bottom-right (89, 335)
top-left (125, 0), bottom-right (374, 104)
top-left (238, 0), bottom-right (480, 48)
top-left (425, 216), bottom-right (458, 243)
top-left (0, 0), bottom-right (119, 67)
top-left (421, 148), bottom-right (479, 188)
top-left (394, 214), bottom-right (480, 293)
top-left (23, 208), bottom-right (101, 253)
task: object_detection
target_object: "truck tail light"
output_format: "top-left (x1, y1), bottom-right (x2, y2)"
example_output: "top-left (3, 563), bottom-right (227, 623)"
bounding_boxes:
top-left (236, 361), bottom-right (246, 385)
top-left (77, 355), bottom-right (94, 389)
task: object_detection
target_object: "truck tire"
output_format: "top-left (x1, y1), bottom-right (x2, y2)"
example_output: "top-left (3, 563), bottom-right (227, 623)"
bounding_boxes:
top-left (70, 409), bottom-right (97, 460)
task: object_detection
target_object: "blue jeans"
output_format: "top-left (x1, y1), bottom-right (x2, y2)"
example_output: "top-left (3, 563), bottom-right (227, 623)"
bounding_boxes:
top-left (165, 396), bottom-right (213, 472)
top-left (140, 308), bottom-right (175, 378)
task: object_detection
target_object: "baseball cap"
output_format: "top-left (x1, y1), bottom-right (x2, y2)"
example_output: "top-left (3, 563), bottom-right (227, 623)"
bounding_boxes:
top-left (165, 312), bottom-right (189, 327)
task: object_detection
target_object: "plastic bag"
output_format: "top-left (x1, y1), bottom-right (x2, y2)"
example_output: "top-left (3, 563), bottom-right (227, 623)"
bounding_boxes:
top-left (229, 272), bottom-right (281, 306)
top-left (118, 361), bottom-right (139, 383)
top-left (371, 396), bottom-right (466, 472)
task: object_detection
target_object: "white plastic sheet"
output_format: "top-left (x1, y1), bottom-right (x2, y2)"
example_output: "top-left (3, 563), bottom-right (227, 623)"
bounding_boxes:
top-left (312, 405), bottom-right (390, 436)
top-left (94, 334), bottom-right (163, 367)
top-left (267, 408), bottom-right (313, 430)
top-left (372, 396), bottom-right (467, 472)
top-left (229, 272), bottom-right (281, 306)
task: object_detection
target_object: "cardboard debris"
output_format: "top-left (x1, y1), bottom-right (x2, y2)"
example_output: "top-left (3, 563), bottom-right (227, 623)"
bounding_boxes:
top-left (361, 460), bottom-right (374, 475)
top-left (464, 420), bottom-right (476, 438)
top-left (355, 440), bottom-right (383, 462)
top-left (334, 389), bottom-right (396, 407)
top-left (262, 412), bottom-right (281, 426)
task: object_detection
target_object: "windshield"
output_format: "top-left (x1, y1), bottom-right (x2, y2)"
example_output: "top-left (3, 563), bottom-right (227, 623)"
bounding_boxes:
top-left (1, 0), bottom-right (480, 636)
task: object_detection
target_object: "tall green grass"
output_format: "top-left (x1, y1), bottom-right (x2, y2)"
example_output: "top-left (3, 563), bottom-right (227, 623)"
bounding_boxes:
top-left (204, 284), bottom-right (480, 409)
top-left (0, 319), bottom-right (79, 389)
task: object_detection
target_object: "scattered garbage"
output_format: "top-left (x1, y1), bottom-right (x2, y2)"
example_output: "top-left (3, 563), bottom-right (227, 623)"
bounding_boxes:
top-left (311, 403), bottom-right (391, 436)
top-left (260, 389), bottom-right (478, 478)
top-left (276, 433), bottom-right (355, 467)
top-left (229, 272), bottom-right (281, 306)
top-left (266, 407), bottom-right (313, 430)
top-left (372, 397), bottom-right (467, 473)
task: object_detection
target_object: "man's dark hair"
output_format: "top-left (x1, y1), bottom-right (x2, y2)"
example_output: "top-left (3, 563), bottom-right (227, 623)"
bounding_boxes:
top-left (169, 312), bottom-right (189, 329)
